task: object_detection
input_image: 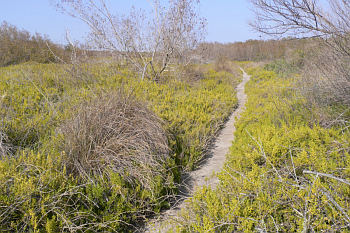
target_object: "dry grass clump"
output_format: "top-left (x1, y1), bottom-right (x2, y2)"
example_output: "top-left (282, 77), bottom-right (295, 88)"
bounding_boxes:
top-left (58, 93), bottom-right (170, 187)
top-left (214, 55), bottom-right (231, 72)
top-left (0, 131), bottom-right (12, 158)
top-left (179, 64), bottom-right (208, 83)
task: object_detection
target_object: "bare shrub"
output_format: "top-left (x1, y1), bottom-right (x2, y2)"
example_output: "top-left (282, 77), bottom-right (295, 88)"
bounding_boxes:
top-left (58, 93), bottom-right (170, 188)
top-left (289, 41), bottom-right (350, 126)
top-left (179, 64), bottom-right (207, 83)
top-left (0, 131), bottom-right (12, 158)
top-left (214, 55), bottom-right (230, 72)
top-left (301, 45), bottom-right (350, 105)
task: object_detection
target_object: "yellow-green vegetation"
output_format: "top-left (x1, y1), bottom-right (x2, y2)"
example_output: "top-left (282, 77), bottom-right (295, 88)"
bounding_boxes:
top-left (0, 61), bottom-right (240, 231)
top-left (176, 67), bottom-right (350, 232)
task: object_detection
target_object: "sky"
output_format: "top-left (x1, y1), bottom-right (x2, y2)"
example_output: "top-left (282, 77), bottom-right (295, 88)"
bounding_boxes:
top-left (0, 0), bottom-right (261, 45)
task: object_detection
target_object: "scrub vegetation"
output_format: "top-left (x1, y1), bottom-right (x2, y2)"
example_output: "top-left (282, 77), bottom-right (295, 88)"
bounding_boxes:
top-left (2, 0), bottom-right (350, 231)
top-left (0, 21), bottom-right (74, 67)
top-left (172, 0), bottom-right (350, 231)
top-left (0, 53), bottom-right (240, 231)
top-left (174, 67), bottom-right (350, 232)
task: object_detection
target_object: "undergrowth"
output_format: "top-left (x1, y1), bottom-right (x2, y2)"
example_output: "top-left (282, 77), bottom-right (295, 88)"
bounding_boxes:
top-left (0, 61), bottom-right (240, 231)
top-left (175, 67), bottom-right (350, 232)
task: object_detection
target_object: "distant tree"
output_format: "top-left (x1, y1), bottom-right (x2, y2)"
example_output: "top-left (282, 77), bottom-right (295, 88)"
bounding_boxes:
top-left (0, 21), bottom-right (65, 67)
top-left (51, 0), bottom-right (207, 81)
top-left (196, 39), bottom-right (308, 63)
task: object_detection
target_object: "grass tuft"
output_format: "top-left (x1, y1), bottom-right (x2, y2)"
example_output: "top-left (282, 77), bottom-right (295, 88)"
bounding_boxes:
top-left (58, 92), bottom-right (170, 186)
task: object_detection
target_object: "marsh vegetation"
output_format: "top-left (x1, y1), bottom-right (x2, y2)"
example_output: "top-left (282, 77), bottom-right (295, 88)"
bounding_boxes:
top-left (2, 0), bottom-right (350, 232)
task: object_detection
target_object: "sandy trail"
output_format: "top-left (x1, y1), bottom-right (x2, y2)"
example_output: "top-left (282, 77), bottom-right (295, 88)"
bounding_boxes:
top-left (142, 70), bottom-right (250, 233)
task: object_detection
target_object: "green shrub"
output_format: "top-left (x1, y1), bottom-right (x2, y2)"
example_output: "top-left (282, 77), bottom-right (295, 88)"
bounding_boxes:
top-left (0, 60), bottom-right (240, 230)
top-left (0, 150), bottom-right (172, 232)
top-left (135, 69), bottom-right (239, 169)
top-left (176, 67), bottom-right (350, 232)
top-left (0, 63), bottom-right (92, 150)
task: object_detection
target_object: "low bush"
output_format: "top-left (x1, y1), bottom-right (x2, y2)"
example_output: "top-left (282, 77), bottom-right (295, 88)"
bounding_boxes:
top-left (0, 60), bottom-right (240, 231)
top-left (175, 67), bottom-right (350, 232)
top-left (0, 63), bottom-right (90, 150)
top-left (0, 149), bottom-right (176, 232)
top-left (137, 68), bottom-right (239, 169)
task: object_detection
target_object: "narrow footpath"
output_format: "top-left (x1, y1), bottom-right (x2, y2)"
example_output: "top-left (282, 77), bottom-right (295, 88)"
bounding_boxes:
top-left (143, 70), bottom-right (251, 233)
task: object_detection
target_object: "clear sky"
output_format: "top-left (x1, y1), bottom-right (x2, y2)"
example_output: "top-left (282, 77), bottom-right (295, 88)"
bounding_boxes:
top-left (0, 0), bottom-right (261, 44)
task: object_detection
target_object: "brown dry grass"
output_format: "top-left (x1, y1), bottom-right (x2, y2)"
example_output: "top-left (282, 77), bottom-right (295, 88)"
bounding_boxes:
top-left (58, 92), bottom-right (171, 188)
top-left (0, 131), bottom-right (11, 158)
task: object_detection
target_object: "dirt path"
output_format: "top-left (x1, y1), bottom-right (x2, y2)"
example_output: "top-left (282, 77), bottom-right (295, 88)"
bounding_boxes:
top-left (142, 70), bottom-right (250, 233)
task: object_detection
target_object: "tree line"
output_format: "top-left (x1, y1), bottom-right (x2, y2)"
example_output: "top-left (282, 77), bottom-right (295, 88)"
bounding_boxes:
top-left (0, 21), bottom-right (72, 67)
top-left (196, 38), bottom-right (308, 62)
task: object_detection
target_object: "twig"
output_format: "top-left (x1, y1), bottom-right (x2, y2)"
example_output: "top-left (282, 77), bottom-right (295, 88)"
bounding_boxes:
top-left (303, 170), bottom-right (350, 186)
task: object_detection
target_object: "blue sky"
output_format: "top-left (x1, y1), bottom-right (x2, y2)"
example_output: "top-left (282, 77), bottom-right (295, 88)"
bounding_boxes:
top-left (0, 0), bottom-right (261, 44)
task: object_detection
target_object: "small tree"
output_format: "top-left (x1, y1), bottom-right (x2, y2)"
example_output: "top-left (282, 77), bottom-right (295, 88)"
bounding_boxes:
top-left (51, 0), bottom-right (207, 81)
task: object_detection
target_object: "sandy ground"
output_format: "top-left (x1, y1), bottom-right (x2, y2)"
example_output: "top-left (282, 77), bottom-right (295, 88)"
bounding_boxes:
top-left (142, 70), bottom-right (251, 233)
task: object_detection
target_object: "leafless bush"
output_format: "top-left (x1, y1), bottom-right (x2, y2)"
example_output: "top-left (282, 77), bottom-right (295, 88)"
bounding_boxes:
top-left (305, 44), bottom-right (350, 102)
top-left (291, 41), bottom-right (350, 126)
top-left (178, 64), bottom-right (207, 84)
top-left (58, 93), bottom-right (170, 189)
top-left (0, 131), bottom-right (12, 158)
top-left (214, 55), bottom-right (230, 72)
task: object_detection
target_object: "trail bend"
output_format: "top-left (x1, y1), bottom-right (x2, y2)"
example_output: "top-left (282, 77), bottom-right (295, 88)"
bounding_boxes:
top-left (142, 70), bottom-right (251, 233)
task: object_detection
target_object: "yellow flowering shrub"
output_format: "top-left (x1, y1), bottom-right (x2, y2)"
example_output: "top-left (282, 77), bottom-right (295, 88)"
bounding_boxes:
top-left (0, 61), bottom-right (240, 231)
top-left (176, 67), bottom-right (350, 232)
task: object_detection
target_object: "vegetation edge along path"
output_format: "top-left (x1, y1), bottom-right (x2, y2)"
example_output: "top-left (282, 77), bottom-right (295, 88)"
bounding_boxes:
top-left (144, 69), bottom-right (251, 233)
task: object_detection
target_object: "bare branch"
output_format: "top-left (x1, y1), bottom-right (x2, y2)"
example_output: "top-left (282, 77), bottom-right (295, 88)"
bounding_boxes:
top-left (50, 0), bottom-right (207, 81)
top-left (303, 170), bottom-right (350, 186)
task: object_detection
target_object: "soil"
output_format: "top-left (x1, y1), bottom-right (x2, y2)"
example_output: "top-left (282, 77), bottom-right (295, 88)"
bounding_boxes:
top-left (141, 70), bottom-right (251, 233)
